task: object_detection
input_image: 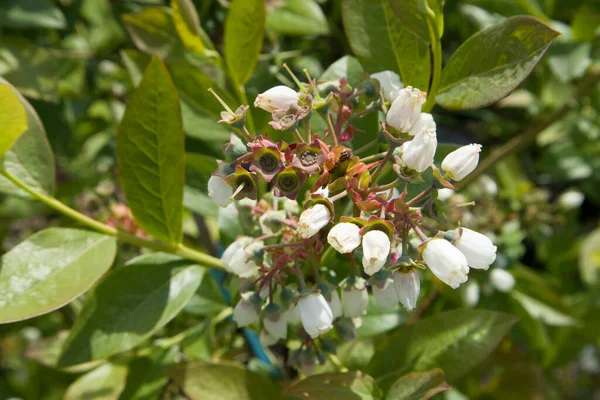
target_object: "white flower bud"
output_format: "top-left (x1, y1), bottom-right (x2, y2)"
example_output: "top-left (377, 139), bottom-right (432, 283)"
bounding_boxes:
top-left (393, 269), bottom-right (420, 311)
top-left (408, 113), bottom-right (436, 136)
top-left (232, 292), bottom-right (261, 327)
top-left (342, 280), bottom-right (368, 318)
top-left (441, 144), bottom-right (482, 181)
top-left (263, 305), bottom-right (287, 340)
top-left (371, 70), bottom-right (404, 103)
top-left (254, 85), bottom-right (299, 112)
top-left (558, 189), bottom-right (584, 210)
top-left (285, 304), bottom-right (302, 325)
top-left (400, 128), bottom-right (437, 173)
top-left (282, 198), bottom-right (301, 214)
top-left (386, 86), bottom-right (427, 132)
top-left (222, 237), bottom-right (263, 278)
top-left (297, 204), bottom-right (331, 239)
top-left (452, 228), bottom-right (497, 270)
top-left (437, 188), bottom-right (455, 201)
top-left (372, 278), bottom-right (399, 309)
top-left (208, 176), bottom-right (233, 207)
top-left (221, 237), bottom-right (251, 268)
top-left (259, 210), bottom-right (287, 234)
top-left (259, 330), bottom-right (279, 347)
top-left (327, 222), bottom-right (361, 254)
top-left (490, 269), bottom-right (515, 293)
top-left (328, 288), bottom-right (343, 319)
top-left (361, 230), bottom-right (391, 275)
top-left (298, 293), bottom-right (334, 338)
top-left (462, 281), bottom-right (480, 307)
top-left (422, 238), bottom-right (469, 289)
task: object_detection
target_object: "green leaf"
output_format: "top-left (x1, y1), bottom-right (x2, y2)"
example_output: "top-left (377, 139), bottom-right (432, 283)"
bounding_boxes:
top-left (284, 371), bottom-right (383, 400)
top-left (120, 346), bottom-right (178, 400)
top-left (64, 363), bottom-right (128, 400)
top-left (367, 309), bottom-right (518, 390)
top-left (579, 228), bottom-right (600, 286)
top-left (223, 0), bottom-right (266, 85)
top-left (0, 83), bottom-right (28, 157)
top-left (436, 16), bottom-right (559, 110)
top-left (342, 0), bottom-right (430, 90)
top-left (0, 0), bottom-right (66, 30)
top-left (385, 369), bottom-right (451, 400)
top-left (0, 228), bottom-right (116, 324)
top-left (172, 362), bottom-right (281, 400)
top-left (510, 291), bottom-right (578, 327)
top-left (57, 253), bottom-right (204, 367)
top-left (320, 56), bottom-right (364, 88)
top-left (122, 7), bottom-right (186, 62)
top-left (184, 274), bottom-right (228, 316)
top-left (546, 42), bottom-right (591, 83)
top-left (356, 298), bottom-right (407, 338)
top-left (0, 77), bottom-right (55, 197)
top-left (171, 0), bottom-right (214, 57)
top-left (0, 36), bottom-right (59, 102)
top-left (386, 0), bottom-right (430, 43)
top-left (117, 56), bottom-right (185, 244)
top-left (266, 0), bottom-right (329, 36)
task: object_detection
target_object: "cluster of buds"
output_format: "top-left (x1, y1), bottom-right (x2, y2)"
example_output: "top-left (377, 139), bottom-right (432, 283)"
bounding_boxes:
top-left (207, 68), bottom-right (498, 369)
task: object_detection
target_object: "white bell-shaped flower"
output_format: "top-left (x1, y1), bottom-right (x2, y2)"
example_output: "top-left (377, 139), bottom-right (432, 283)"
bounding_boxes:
top-left (327, 222), bottom-right (361, 254)
top-left (232, 292), bottom-right (261, 327)
top-left (371, 70), bottom-right (404, 103)
top-left (259, 330), bottom-right (279, 347)
top-left (462, 281), bottom-right (480, 307)
top-left (452, 228), bottom-right (497, 270)
top-left (393, 269), bottom-right (420, 311)
top-left (342, 279), bottom-right (368, 318)
top-left (221, 237), bottom-right (251, 268)
top-left (421, 238), bottom-right (469, 289)
top-left (408, 112), bottom-right (436, 136)
top-left (437, 188), bottom-right (455, 201)
top-left (362, 230), bottom-right (391, 275)
top-left (208, 176), bottom-right (233, 207)
top-left (441, 144), bottom-right (482, 181)
top-left (328, 288), bottom-right (343, 319)
top-left (298, 292), bottom-right (334, 338)
top-left (386, 86), bottom-right (427, 132)
top-left (297, 204), bottom-right (331, 239)
top-left (400, 127), bottom-right (437, 173)
top-left (254, 85), bottom-right (299, 112)
top-left (558, 189), bottom-right (584, 210)
top-left (285, 304), bottom-right (302, 325)
top-left (490, 269), bottom-right (516, 293)
top-left (222, 237), bottom-right (263, 278)
top-left (372, 278), bottom-right (399, 309)
top-left (262, 304), bottom-right (287, 340)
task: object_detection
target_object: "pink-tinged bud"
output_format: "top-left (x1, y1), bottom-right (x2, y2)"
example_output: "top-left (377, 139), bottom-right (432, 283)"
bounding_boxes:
top-left (441, 144), bottom-right (482, 181)
top-left (298, 293), bottom-right (334, 338)
top-left (386, 86), bottom-right (427, 132)
top-left (421, 238), bottom-right (469, 289)
top-left (361, 230), bottom-right (391, 275)
top-left (327, 222), bottom-right (361, 254)
top-left (254, 85), bottom-right (299, 112)
top-left (393, 269), bottom-right (420, 311)
top-left (452, 228), bottom-right (497, 270)
top-left (400, 128), bottom-right (437, 172)
top-left (297, 204), bottom-right (331, 238)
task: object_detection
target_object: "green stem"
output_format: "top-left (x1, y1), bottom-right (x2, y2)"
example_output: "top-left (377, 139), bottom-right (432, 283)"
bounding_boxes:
top-left (422, 7), bottom-right (442, 113)
top-left (1, 169), bottom-right (225, 270)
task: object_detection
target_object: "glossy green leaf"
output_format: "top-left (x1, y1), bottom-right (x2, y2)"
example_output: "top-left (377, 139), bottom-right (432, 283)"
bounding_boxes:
top-left (285, 371), bottom-right (383, 400)
top-left (511, 291), bottom-right (577, 327)
top-left (223, 0), bottom-right (266, 85)
top-left (460, 0), bottom-right (548, 21)
top-left (0, 78), bottom-right (55, 197)
top-left (64, 363), bottom-right (128, 400)
top-left (0, 83), bottom-right (28, 157)
top-left (321, 56), bottom-right (364, 88)
top-left (117, 56), bottom-right (185, 244)
top-left (173, 362), bottom-right (281, 400)
top-left (342, 0), bottom-right (431, 90)
top-left (356, 298), bottom-right (407, 338)
top-left (436, 16), bottom-right (559, 110)
top-left (120, 346), bottom-right (178, 400)
top-left (266, 0), bottom-right (329, 36)
top-left (0, 0), bottom-right (66, 29)
top-left (546, 42), bottom-right (591, 83)
top-left (386, 0), bottom-right (430, 43)
top-left (0, 228), bottom-right (116, 324)
top-left (171, 0), bottom-right (214, 56)
top-left (385, 369), bottom-right (451, 400)
top-left (579, 228), bottom-right (600, 286)
top-left (367, 310), bottom-right (518, 390)
top-left (57, 253), bottom-right (204, 367)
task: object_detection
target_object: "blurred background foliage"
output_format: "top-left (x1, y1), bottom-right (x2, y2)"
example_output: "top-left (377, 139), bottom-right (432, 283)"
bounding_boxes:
top-left (0, 0), bottom-right (599, 399)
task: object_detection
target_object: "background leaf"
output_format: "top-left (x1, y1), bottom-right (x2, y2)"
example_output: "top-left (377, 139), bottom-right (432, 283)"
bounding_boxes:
top-left (120, 346), bottom-right (179, 400)
top-left (436, 16), bottom-right (559, 110)
top-left (342, 0), bottom-right (431, 90)
top-left (172, 361), bottom-right (281, 400)
top-left (223, 0), bottom-right (266, 85)
top-left (117, 56), bottom-right (185, 244)
top-left (284, 371), bottom-right (383, 400)
top-left (0, 228), bottom-right (116, 324)
top-left (266, 0), bottom-right (329, 36)
top-left (58, 253), bottom-right (204, 367)
top-left (579, 228), bottom-right (600, 286)
top-left (0, 0), bottom-right (66, 30)
top-left (64, 362), bottom-right (128, 400)
top-left (385, 369), bottom-right (450, 400)
top-left (0, 83), bottom-right (28, 157)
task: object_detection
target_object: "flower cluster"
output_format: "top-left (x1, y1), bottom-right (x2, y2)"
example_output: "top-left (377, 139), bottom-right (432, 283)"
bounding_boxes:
top-left (207, 69), bottom-right (498, 370)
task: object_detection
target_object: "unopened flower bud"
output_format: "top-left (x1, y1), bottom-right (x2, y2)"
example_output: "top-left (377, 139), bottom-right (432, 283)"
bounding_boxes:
top-left (208, 176), bottom-right (233, 207)
top-left (371, 71), bottom-right (404, 103)
top-left (462, 281), bottom-right (480, 307)
top-left (262, 303), bottom-right (287, 340)
top-left (361, 230), bottom-right (391, 275)
top-left (221, 237), bottom-right (263, 278)
top-left (232, 292), bottom-right (261, 327)
top-left (298, 292), bottom-right (334, 338)
top-left (259, 210), bottom-right (287, 235)
top-left (285, 304), bottom-right (302, 325)
top-left (421, 238), bottom-right (469, 289)
top-left (558, 189), bottom-right (584, 210)
top-left (327, 222), bottom-right (361, 254)
top-left (441, 144), bottom-right (482, 181)
top-left (400, 128), bottom-right (437, 172)
top-left (408, 113), bottom-right (436, 136)
top-left (254, 85), bottom-right (299, 112)
top-left (371, 277), bottom-right (399, 309)
top-left (297, 204), bottom-right (331, 238)
top-left (259, 330), bottom-right (279, 347)
top-left (342, 278), bottom-right (368, 318)
top-left (490, 269), bottom-right (515, 293)
top-left (393, 269), bottom-right (420, 311)
top-left (452, 228), bottom-right (497, 270)
top-left (386, 86), bottom-right (427, 132)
